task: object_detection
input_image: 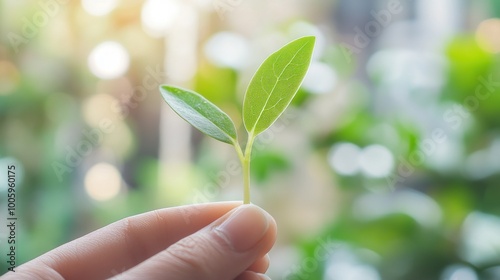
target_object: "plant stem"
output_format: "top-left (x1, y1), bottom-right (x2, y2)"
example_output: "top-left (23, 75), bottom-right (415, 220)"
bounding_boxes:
top-left (242, 132), bottom-right (255, 204)
top-left (235, 133), bottom-right (255, 204)
top-left (242, 154), bottom-right (250, 204)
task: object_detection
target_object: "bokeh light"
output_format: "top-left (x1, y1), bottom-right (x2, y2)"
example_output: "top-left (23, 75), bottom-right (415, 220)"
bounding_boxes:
top-left (88, 41), bottom-right (130, 79)
top-left (328, 143), bottom-right (394, 178)
top-left (460, 212), bottom-right (500, 266)
top-left (353, 190), bottom-right (443, 227)
top-left (141, 0), bottom-right (181, 37)
top-left (475, 18), bottom-right (500, 53)
top-left (328, 143), bottom-right (361, 176)
top-left (325, 247), bottom-right (381, 280)
top-left (302, 62), bottom-right (337, 94)
top-left (204, 32), bottom-right (250, 69)
top-left (440, 265), bottom-right (478, 280)
top-left (326, 262), bottom-right (381, 280)
top-left (359, 145), bottom-right (394, 178)
top-left (81, 0), bottom-right (118, 16)
top-left (84, 162), bottom-right (122, 201)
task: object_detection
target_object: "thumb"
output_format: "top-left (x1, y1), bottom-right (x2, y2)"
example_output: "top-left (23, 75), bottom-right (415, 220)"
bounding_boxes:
top-left (114, 204), bottom-right (277, 280)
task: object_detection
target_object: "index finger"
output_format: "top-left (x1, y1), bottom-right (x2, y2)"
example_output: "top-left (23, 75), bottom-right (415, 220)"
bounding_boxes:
top-left (14, 201), bottom-right (242, 280)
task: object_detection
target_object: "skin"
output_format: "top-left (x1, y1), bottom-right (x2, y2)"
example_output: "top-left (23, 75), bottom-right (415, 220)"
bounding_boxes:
top-left (2, 202), bottom-right (276, 280)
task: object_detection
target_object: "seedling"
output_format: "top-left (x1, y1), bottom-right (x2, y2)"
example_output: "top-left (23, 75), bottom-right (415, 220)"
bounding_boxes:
top-left (159, 36), bottom-right (315, 204)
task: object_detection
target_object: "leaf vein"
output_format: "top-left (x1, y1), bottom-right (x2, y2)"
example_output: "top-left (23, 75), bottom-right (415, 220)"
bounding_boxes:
top-left (250, 41), bottom-right (310, 132)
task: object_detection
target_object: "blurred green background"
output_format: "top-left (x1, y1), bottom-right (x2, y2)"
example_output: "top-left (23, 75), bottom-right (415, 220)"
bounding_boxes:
top-left (1, 0), bottom-right (500, 279)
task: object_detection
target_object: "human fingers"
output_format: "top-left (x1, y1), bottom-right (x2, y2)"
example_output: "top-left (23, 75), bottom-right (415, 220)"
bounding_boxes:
top-left (235, 271), bottom-right (271, 280)
top-left (7, 202), bottom-right (241, 280)
top-left (247, 254), bottom-right (270, 274)
top-left (113, 204), bottom-right (277, 280)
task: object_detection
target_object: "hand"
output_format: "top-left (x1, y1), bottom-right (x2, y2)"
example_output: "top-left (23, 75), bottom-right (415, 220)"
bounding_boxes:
top-left (3, 202), bottom-right (276, 280)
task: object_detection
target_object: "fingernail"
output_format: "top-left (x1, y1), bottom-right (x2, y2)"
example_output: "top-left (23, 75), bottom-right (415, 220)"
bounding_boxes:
top-left (235, 272), bottom-right (271, 280)
top-left (215, 205), bottom-right (270, 252)
top-left (259, 274), bottom-right (271, 280)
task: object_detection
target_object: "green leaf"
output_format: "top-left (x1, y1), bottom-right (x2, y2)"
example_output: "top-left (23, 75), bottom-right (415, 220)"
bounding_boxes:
top-left (159, 85), bottom-right (237, 145)
top-left (243, 36), bottom-right (315, 135)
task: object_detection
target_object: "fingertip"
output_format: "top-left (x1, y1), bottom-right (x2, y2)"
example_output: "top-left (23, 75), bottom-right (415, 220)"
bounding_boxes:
top-left (214, 204), bottom-right (271, 252)
top-left (115, 204), bottom-right (278, 280)
top-left (247, 254), bottom-right (270, 273)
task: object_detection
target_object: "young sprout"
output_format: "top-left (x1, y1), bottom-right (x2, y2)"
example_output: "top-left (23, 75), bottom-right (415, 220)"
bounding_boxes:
top-left (160, 36), bottom-right (315, 204)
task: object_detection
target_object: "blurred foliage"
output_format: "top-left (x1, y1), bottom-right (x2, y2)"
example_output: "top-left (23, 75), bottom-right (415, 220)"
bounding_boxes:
top-left (251, 149), bottom-right (291, 184)
top-left (290, 27), bottom-right (500, 280)
top-left (1, 0), bottom-right (500, 279)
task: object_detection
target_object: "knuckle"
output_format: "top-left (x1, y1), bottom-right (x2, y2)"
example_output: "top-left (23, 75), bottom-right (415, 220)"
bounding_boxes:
top-left (166, 233), bottom-right (223, 277)
top-left (9, 264), bottom-right (65, 280)
top-left (120, 217), bottom-right (149, 264)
